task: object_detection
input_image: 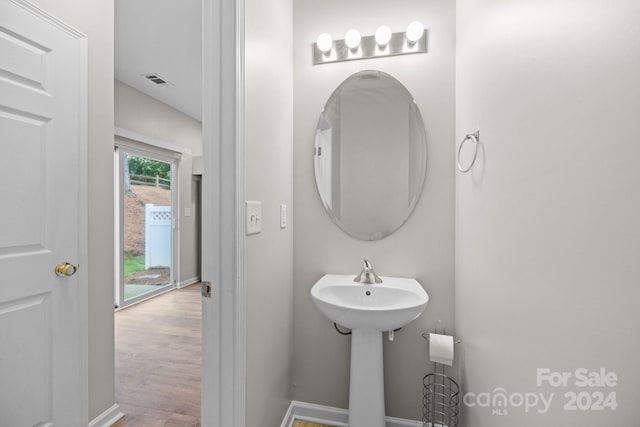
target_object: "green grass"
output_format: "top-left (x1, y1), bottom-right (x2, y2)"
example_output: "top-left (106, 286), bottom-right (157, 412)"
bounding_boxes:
top-left (124, 253), bottom-right (145, 276)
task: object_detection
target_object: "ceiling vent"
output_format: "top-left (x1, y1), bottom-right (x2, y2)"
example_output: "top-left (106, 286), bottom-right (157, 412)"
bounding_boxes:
top-left (141, 73), bottom-right (172, 87)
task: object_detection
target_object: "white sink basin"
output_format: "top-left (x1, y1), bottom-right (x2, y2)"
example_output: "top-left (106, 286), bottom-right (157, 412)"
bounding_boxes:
top-left (311, 274), bottom-right (429, 331)
top-left (311, 273), bottom-right (429, 427)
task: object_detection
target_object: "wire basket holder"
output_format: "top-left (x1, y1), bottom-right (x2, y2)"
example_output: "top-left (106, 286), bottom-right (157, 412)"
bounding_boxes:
top-left (421, 327), bottom-right (461, 427)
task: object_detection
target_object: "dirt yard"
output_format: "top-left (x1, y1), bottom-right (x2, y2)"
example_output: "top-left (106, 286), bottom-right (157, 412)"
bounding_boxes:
top-left (124, 184), bottom-right (171, 255)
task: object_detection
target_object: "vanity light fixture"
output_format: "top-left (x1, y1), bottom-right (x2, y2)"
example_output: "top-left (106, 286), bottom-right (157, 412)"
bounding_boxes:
top-left (405, 21), bottom-right (425, 45)
top-left (316, 33), bottom-right (333, 54)
top-left (312, 23), bottom-right (428, 65)
top-left (374, 25), bottom-right (392, 48)
top-left (344, 29), bottom-right (361, 51)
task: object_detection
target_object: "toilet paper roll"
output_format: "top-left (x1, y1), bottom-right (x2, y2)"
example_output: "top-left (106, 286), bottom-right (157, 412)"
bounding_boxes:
top-left (429, 333), bottom-right (454, 366)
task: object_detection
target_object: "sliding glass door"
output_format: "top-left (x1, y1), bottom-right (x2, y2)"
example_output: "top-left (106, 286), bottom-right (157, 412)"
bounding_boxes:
top-left (115, 146), bottom-right (177, 308)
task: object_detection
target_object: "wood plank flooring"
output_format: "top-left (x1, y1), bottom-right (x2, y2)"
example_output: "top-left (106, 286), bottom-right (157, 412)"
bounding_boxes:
top-left (115, 285), bottom-right (201, 427)
top-left (292, 421), bottom-right (335, 427)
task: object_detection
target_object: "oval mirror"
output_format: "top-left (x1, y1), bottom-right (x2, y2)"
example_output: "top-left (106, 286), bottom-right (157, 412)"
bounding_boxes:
top-left (314, 70), bottom-right (427, 240)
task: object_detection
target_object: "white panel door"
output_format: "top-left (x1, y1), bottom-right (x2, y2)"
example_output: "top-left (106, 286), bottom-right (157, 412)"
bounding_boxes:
top-left (0, 1), bottom-right (86, 426)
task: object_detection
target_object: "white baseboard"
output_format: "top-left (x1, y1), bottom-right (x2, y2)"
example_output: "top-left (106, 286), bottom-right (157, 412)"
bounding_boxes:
top-left (280, 400), bottom-right (422, 427)
top-left (88, 403), bottom-right (124, 427)
top-left (178, 276), bottom-right (200, 288)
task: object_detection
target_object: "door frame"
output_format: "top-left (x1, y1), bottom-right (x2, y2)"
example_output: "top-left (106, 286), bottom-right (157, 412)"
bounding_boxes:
top-left (77, 19), bottom-right (89, 427)
top-left (201, 0), bottom-right (246, 425)
top-left (113, 143), bottom-right (180, 309)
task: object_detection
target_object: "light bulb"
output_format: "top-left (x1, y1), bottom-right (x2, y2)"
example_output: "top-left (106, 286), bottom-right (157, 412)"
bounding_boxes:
top-left (316, 33), bottom-right (333, 54)
top-left (406, 21), bottom-right (424, 44)
top-left (344, 29), bottom-right (361, 51)
top-left (375, 25), bottom-right (392, 48)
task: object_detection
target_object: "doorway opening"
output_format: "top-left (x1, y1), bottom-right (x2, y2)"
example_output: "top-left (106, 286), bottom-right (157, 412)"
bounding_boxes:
top-left (111, 0), bottom-right (244, 424)
top-left (113, 0), bottom-right (204, 421)
top-left (113, 137), bottom-right (202, 425)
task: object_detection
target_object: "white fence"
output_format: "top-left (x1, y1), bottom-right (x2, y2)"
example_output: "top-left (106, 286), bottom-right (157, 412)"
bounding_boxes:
top-left (144, 204), bottom-right (172, 269)
top-left (130, 174), bottom-right (171, 189)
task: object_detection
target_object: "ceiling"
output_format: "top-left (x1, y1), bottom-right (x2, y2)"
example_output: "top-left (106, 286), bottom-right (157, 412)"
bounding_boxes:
top-left (115, 0), bottom-right (202, 121)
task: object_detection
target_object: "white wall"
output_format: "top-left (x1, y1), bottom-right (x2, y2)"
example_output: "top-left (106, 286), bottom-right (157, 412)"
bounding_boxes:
top-left (115, 80), bottom-right (202, 284)
top-left (115, 80), bottom-right (202, 156)
top-left (29, 0), bottom-right (115, 419)
top-left (245, 0), bottom-right (294, 424)
top-left (455, 1), bottom-right (640, 425)
top-left (293, 0), bottom-right (455, 420)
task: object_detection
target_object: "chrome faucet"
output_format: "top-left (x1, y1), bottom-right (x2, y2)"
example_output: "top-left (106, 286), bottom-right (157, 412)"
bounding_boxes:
top-left (354, 259), bottom-right (383, 284)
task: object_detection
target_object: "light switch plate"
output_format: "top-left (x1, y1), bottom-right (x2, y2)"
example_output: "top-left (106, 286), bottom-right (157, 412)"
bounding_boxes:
top-left (184, 207), bottom-right (191, 217)
top-left (246, 201), bottom-right (262, 235)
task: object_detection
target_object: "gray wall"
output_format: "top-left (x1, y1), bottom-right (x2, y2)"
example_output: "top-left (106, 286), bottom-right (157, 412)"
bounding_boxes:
top-left (30, 0), bottom-right (115, 419)
top-left (115, 80), bottom-right (202, 284)
top-left (293, 0), bottom-right (455, 420)
top-left (455, 0), bottom-right (640, 425)
top-left (245, 0), bottom-right (294, 424)
top-left (338, 86), bottom-right (410, 238)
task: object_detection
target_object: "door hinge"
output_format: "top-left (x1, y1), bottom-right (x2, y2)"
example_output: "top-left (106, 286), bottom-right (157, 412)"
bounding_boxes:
top-left (201, 281), bottom-right (212, 298)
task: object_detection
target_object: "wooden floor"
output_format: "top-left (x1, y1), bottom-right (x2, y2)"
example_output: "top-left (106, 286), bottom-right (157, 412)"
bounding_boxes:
top-left (292, 421), bottom-right (334, 427)
top-left (115, 285), bottom-right (201, 427)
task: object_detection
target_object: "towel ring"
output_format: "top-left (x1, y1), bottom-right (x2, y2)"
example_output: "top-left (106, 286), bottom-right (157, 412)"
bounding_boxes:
top-left (457, 131), bottom-right (479, 173)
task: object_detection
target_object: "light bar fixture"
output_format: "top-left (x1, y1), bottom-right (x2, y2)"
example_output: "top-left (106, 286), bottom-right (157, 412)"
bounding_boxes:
top-left (312, 22), bottom-right (427, 65)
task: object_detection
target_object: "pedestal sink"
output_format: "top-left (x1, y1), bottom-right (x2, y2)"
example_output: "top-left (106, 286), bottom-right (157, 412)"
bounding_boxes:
top-left (311, 274), bottom-right (429, 427)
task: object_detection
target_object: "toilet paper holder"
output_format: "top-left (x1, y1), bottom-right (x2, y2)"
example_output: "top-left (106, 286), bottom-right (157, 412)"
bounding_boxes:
top-left (421, 332), bottom-right (461, 345)
top-left (422, 328), bottom-right (461, 427)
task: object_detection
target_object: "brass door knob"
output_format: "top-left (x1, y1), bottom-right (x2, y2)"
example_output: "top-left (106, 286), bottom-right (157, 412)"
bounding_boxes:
top-left (55, 262), bottom-right (77, 277)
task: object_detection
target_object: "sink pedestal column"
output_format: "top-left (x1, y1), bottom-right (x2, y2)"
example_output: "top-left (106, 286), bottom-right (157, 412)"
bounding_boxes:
top-left (349, 329), bottom-right (385, 427)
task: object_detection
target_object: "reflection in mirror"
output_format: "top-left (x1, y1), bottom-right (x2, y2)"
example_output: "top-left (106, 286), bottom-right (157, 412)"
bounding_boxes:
top-left (314, 70), bottom-right (427, 240)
